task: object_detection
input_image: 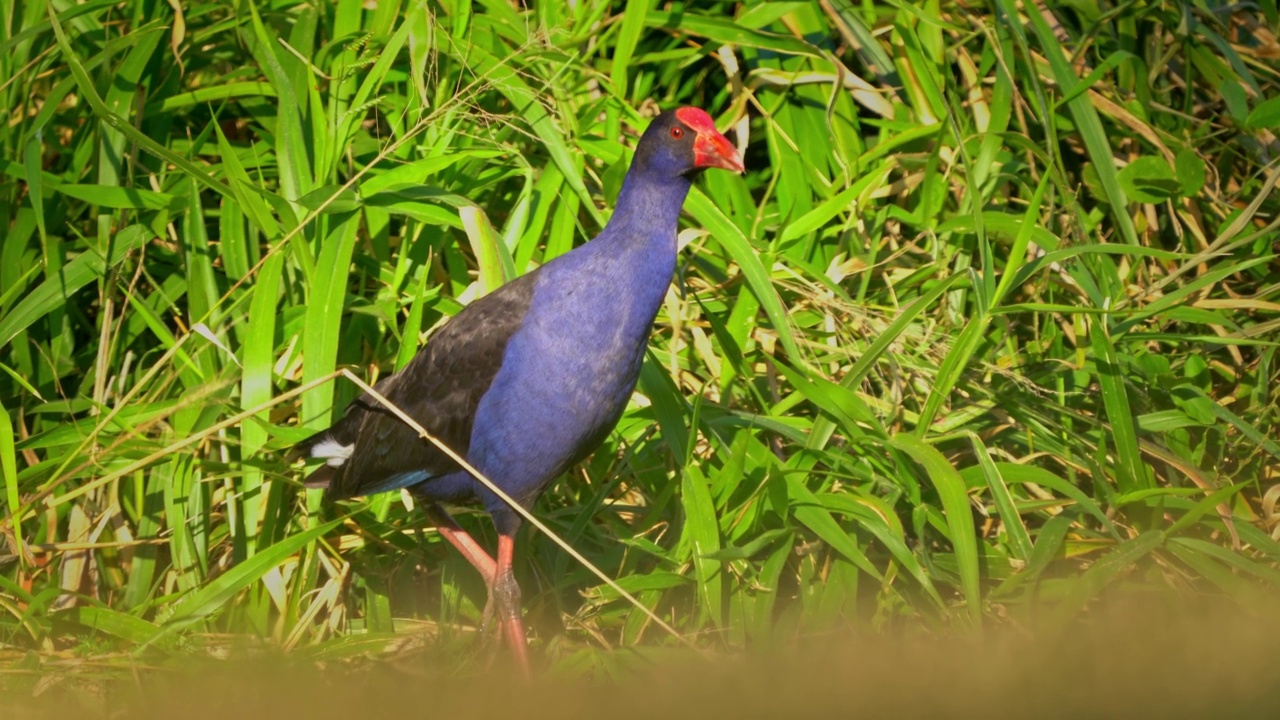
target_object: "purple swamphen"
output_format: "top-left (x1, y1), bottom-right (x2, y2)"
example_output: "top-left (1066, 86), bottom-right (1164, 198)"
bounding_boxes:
top-left (294, 107), bottom-right (744, 671)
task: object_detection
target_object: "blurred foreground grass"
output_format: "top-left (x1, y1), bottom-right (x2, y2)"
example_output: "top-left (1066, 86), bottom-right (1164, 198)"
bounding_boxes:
top-left (1, 0), bottom-right (1279, 673)
top-left (6, 591), bottom-right (1279, 718)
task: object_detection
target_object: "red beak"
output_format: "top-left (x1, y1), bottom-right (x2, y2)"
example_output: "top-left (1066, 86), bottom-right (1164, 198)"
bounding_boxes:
top-left (675, 107), bottom-right (745, 174)
top-left (694, 130), bottom-right (746, 174)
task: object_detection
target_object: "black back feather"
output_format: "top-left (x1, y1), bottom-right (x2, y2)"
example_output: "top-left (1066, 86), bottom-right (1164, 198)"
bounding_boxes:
top-left (295, 269), bottom-right (538, 499)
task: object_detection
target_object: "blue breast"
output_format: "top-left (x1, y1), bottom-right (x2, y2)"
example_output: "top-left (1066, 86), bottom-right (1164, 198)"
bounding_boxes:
top-left (461, 170), bottom-right (693, 525)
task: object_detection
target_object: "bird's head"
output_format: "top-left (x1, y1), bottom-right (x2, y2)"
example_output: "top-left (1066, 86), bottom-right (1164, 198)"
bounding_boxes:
top-left (634, 107), bottom-right (745, 179)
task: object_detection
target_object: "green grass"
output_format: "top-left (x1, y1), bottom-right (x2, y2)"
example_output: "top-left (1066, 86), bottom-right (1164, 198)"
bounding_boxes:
top-left (2, 0), bottom-right (1279, 681)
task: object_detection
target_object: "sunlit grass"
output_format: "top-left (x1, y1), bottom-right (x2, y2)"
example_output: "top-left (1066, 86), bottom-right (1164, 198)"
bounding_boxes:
top-left (1, 0), bottom-right (1277, 685)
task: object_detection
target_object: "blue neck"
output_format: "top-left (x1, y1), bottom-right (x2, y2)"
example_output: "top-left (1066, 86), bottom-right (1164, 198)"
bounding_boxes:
top-left (598, 167), bottom-right (693, 251)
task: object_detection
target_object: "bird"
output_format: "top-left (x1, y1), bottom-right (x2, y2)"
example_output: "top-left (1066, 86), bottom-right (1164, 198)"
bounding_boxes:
top-left (293, 107), bottom-right (744, 673)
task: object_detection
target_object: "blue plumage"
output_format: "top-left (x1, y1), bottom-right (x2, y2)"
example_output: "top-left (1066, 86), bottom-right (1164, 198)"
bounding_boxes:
top-left (466, 170), bottom-right (693, 532)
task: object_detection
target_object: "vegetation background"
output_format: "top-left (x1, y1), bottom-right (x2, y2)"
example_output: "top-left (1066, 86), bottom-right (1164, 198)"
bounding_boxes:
top-left (2, 0), bottom-right (1279, 695)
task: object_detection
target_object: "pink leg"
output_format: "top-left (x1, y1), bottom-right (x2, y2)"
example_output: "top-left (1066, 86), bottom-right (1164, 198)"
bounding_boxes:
top-left (494, 533), bottom-right (530, 678)
top-left (425, 505), bottom-right (529, 675)
top-left (424, 504), bottom-right (496, 581)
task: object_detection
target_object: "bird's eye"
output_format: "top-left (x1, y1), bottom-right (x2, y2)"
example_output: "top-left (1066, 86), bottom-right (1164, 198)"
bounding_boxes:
top-left (670, 127), bottom-right (684, 139)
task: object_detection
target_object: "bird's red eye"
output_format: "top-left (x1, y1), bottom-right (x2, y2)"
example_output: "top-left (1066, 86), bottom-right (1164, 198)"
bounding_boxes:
top-left (670, 126), bottom-right (684, 139)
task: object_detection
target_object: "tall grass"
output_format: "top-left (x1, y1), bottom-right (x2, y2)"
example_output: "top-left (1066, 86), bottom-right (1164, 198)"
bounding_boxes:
top-left (1, 0), bottom-right (1278, 674)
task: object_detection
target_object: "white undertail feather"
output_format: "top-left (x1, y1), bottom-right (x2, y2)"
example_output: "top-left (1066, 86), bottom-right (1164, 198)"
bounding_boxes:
top-left (311, 437), bottom-right (354, 467)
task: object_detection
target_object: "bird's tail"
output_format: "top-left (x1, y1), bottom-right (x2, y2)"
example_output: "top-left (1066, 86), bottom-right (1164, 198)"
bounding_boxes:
top-left (290, 429), bottom-right (352, 491)
top-left (302, 466), bottom-right (336, 490)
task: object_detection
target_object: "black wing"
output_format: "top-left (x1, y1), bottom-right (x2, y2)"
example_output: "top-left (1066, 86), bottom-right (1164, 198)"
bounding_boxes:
top-left (294, 270), bottom-right (539, 500)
